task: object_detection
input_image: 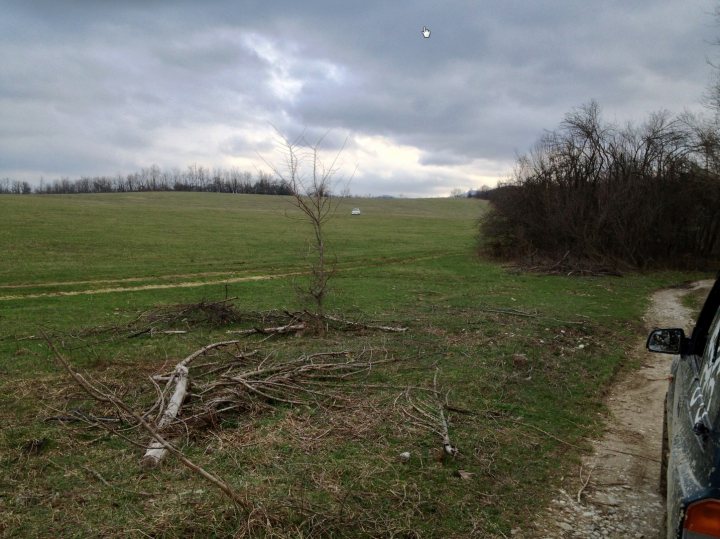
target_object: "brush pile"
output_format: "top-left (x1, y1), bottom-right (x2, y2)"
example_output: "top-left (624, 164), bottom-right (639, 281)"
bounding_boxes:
top-left (127, 300), bottom-right (408, 338)
top-left (51, 337), bottom-right (395, 467)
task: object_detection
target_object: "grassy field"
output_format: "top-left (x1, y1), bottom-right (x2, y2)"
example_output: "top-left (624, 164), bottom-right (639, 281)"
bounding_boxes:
top-left (0, 193), bottom-right (705, 537)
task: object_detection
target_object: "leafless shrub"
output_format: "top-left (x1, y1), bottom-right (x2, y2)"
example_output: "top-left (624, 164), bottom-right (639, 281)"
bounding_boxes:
top-left (260, 131), bottom-right (353, 333)
top-left (481, 101), bottom-right (720, 271)
top-left (133, 298), bottom-right (243, 333)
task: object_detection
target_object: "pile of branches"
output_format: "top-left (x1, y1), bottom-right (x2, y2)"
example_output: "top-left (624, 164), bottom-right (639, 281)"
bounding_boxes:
top-left (61, 302), bottom-right (408, 341)
top-left (133, 298), bottom-right (243, 332)
top-left (49, 339), bottom-right (395, 469)
top-left (132, 301), bottom-right (408, 337)
top-left (46, 333), bottom-right (476, 513)
top-left (225, 310), bottom-right (408, 337)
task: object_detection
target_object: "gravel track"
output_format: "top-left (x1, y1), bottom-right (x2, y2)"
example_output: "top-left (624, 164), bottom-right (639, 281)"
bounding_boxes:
top-left (528, 280), bottom-right (714, 539)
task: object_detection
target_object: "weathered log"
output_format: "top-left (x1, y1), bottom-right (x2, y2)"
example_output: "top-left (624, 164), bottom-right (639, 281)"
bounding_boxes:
top-left (44, 334), bottom-right (246, 506)
top-left (141, 340), bottom-right (240, 467)
top-left (322, 313), bottom-right (408, 332)
top-left (226, 323), bottom-right (305, 336)
top-left (141, 366), bottom-right (189, 467)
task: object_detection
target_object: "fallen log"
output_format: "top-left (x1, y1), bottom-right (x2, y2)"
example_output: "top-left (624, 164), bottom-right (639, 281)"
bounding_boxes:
top-left (141, 340), bottom-right (240, 467)
top-left (141, 365), bottom-right (190, 467)
top-left (44, 333), bottom-right (246, 506)
top-left (322, 313), bottom-right (408, 333)
top-left (226, 323), bottom-right (306, 336)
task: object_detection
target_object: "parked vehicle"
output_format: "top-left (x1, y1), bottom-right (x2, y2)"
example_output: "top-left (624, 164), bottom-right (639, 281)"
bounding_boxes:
top-left (647, 274), bottom-right (720, 538)
top-left (351, 208), bottom-right (361, 215)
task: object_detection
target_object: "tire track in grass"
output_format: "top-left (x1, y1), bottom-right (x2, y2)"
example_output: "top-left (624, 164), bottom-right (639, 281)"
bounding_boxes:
top-left (0, 271), bottom-right (244, 290)
top-left (0, 253), bottom-right (461, 301)
top-left (0, 271), bottom-right (308, 301)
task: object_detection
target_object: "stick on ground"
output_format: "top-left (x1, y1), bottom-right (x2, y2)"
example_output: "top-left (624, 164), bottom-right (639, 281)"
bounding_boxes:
top-left (142, 340), bottom-right (241, 467)
top-left (44, 333), bottom-right (247, 507)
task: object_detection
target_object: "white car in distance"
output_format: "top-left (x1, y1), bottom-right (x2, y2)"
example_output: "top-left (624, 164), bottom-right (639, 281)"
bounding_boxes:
top-left (351, 208), bottom-right (361, 215)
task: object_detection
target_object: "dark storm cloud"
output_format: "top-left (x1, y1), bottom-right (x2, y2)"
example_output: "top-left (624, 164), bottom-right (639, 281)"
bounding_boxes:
top-left (0, 0), bottom-right (717, 194)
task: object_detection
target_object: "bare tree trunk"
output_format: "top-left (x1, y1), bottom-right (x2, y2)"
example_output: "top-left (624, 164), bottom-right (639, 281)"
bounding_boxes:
top-left (259, 131), bottom-right (351, 332)
top-left (44, 334), bottom-right (246, 506)
top-left (142, 340), bottom-right (240, 467)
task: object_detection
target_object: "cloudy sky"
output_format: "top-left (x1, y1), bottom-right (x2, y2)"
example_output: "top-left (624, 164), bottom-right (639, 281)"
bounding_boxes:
top-left (1, 1), bottom-right (718, 197)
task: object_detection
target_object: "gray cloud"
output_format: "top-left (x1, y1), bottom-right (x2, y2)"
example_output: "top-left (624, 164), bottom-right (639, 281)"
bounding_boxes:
top-left (418, 151), bottom-right (470, 167)
top-left (0, 0), bottom-right (717, 194)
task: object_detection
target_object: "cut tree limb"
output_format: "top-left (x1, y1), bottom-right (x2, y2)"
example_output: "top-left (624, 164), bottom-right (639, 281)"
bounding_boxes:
top-left (397, 367), bottom-right (458, 457)
top-left (226, 323), bottom-right (306, 336)
top-left (142, 340), bottom-right (241, 467)
top-left (43, 333), bottom-right (247, 507)
top-left (322, 313), bottom-right (408, 333)
top-left (141, 365), bottom-right (189, 467)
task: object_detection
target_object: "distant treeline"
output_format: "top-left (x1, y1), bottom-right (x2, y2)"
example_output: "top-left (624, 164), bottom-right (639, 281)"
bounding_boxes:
top-left (0, 165), bottom-right (294, 196)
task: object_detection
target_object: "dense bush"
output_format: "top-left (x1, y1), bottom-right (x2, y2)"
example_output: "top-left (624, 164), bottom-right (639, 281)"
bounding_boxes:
top-left (480, 102), bottom-right (720, 271)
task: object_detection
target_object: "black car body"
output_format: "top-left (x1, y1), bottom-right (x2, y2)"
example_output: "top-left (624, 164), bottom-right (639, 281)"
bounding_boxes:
top-left (648, 275), bottom-right (720, 538)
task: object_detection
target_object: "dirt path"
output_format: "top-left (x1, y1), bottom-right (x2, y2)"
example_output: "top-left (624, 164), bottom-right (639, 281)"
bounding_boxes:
top-left (0, 270), bottom-right (244, 290)
top-left (529, 280), bottom-right (714, 539)
top-left (0, 270), bottom-right (308, 301)
top-left (0, 253), bottom-right (457, 302)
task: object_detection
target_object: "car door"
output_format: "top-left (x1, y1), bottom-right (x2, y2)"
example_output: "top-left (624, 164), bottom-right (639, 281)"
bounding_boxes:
top-left (667, 314), bottom-right (718, 537)
top-left (700, 310), bottom-right (720, 428)
top-left (668, 308), bottom-right (720, 537)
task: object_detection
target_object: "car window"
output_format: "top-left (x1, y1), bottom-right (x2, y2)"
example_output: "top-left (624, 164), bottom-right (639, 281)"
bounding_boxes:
top-left (700, 308), bottom-right (720, 427)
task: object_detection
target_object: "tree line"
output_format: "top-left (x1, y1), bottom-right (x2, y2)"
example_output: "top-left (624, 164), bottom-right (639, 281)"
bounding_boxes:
top-left (480, 102), bottom-right (720, 271)
top-left (0, 165), bottom-right (294, 196)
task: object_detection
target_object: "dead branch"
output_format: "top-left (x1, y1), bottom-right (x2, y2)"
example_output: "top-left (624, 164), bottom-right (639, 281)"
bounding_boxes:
top-left (142, 340), bottom-right (241, 467)
top-left (142, 364), bottom-right (189, 467)
top-left (577, 462), bottom-right (594, 503)
top-left (433, 368), bottom-right (456, 456)
top-left (227, 323), bottom-right (306, 336)
top-left (321, 313), bottom-right (408, 333)
top-left (45, 408), bottom-right (122, 424)
top-left (478, 307), bottom-right (538, 318)
top-left (225, 311), bottom-right (408, 337)
top-left (44, 333), bottom-right (247, 507)
top-left (496, 415), bottom-right (661, 463)
top-left (82, 465), bottom-right (153, 497)
top-left (397, 367), bottom-right (458, 457)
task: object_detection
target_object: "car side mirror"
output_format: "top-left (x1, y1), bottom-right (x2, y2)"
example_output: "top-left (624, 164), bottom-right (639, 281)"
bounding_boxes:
top-left (646, 328), bottom-right (686, 354)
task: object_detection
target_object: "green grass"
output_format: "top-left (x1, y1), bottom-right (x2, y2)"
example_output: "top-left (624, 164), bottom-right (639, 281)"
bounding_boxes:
top-left (0, 192), bottom-right (708, 537)
top-left (0, 193), bottom-right (475, 286)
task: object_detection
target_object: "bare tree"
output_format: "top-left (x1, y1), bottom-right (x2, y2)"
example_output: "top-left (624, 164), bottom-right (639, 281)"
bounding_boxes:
top-left (261, 131), bottom-right (351, 332)
top-left (480, 102), bottom-right (720, 271)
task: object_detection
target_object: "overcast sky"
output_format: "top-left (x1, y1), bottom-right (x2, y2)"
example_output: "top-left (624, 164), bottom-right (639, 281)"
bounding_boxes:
top-left (1, 1), bottom-right (718, 197)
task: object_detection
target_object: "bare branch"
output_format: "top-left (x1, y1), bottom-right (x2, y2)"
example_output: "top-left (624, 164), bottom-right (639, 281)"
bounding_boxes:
top-left (44, 333), bottom-right (247, 507)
